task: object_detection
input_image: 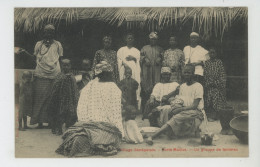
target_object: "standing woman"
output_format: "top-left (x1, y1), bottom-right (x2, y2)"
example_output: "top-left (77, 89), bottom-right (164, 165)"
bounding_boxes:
top-left (117, 33), bottom-right (141, 108)
top-left (92, 36), bottom-right (119, 84)
top-left (204, 47), bottom-right (227, 121)
top-left (30, 24), bottom-right (63, 128)
top-left (140, 32), bottom-right (164, 113)
top-left (162, 36), bottom-right (185, 83)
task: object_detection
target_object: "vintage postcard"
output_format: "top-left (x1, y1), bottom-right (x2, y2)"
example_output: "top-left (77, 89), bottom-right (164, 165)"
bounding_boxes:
top-left (14, 6), bottom-right (249, 158)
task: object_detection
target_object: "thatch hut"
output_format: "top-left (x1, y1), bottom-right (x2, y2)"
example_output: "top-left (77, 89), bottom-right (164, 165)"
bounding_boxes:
top-left (14, 7), bottom-right (248, 100)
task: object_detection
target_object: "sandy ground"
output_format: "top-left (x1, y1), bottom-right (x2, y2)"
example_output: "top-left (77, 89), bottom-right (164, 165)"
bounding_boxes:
top-left (15, 101), bottom-right (248, 158)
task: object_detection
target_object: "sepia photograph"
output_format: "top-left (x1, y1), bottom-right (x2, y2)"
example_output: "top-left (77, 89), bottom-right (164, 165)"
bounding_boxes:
top-left (14, 7), bottom-right (249, 158)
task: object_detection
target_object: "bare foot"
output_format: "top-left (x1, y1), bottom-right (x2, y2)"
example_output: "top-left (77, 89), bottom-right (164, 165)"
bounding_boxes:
top-left (208, 118), bottom-right (216, 122)
top-left (56, 130), bottom-right (63, 136)
top-left (226, 129), bottom-right (234, 135)
top-left (51, 129), bottom-right (56, 134)
top-left (142, 134), bottom-right (148, 139)
top-left (146, 137), bottom-right (153, 146)
top-left (36, 124), bottom-right (43, 129)
top-left (220, 129), bottom-right (228, 135)
top-left (19, 127), bottom-right (26, 131)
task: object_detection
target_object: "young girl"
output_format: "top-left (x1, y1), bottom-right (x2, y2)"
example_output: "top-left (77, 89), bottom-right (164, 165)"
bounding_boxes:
top-left (18, 71), bottom-right (33, 131)
top-left (123, 105), bottom-right (143, 144)
top-left (118, 67), bottom-right (139, 108)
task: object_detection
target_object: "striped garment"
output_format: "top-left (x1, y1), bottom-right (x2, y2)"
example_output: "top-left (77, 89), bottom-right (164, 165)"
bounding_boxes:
top-left (55, 121), bottom-right (122, 157)
top-left (30, 77), bottom-right (54, 125)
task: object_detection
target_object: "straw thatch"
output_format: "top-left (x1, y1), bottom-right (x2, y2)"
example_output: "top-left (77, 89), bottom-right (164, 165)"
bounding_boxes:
top-left (14, 7), bottom-right (247, 39)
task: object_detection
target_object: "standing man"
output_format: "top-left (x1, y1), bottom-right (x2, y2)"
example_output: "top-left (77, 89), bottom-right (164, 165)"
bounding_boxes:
top-left (30, 24), bottom-right (63, 128)
top-left (183, 32), bottom-right (209, 85)
top-left (117, 33), bottom-right (141, 109)
top-left (140, 32), bottom-right (163, 113)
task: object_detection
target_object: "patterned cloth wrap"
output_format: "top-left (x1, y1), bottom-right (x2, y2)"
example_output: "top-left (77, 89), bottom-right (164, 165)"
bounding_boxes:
top-left (47, 73), bottom-right (79, 128)
top-left (55, 121), bottom-right (122, 157)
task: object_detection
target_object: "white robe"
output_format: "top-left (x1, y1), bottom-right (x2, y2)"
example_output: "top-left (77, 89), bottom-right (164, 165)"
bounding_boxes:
top-left (77, 78), bottom-right (124, 137)
top-left (117, 46), bottom-right (141, 102)
top-left (183, 45), bottom-right (209, 76)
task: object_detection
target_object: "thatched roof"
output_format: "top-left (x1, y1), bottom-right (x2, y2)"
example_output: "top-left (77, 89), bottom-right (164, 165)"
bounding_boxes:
top-left (14, 7), bottom-right (247, 39)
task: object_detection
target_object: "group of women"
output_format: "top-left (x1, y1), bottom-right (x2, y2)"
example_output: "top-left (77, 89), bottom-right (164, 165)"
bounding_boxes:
top-left (20, 24), bottom-right (229, 156)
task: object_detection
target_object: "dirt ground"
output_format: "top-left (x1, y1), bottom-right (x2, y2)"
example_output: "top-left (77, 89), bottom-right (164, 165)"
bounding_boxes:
top-left (15, 101), bottom-right (248, 158)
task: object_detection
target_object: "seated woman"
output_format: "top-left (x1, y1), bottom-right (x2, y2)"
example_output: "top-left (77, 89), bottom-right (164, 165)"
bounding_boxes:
top-left (142, 67), bottom-right (179, 127)
top-left (56, 61), bottom-right (124, 157)
top-left (146, 64), bottom-right (204, 145)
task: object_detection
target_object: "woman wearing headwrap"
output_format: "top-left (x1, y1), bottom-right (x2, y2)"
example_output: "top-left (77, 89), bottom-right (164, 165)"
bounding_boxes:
top-left (162, 35), bottom-right (185, 83)
top-left (92, 36), bottom-right (119, 84)
top-left (204, 48), bottom-right (229, 125)
top-left (140, 32), bottom-right (164, 113)
top-left (142, 67), bottom-right (179, 127)
top-left (30, 24), bottom-right (63, 128)
top-left (56, 61), bottom-right (124, 157)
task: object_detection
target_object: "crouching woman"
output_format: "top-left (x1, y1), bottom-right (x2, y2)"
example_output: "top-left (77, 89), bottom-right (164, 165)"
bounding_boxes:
top-left (146, 64), bottom-right (204, 145)
top-left (56, 61), bottom-right (124, 157)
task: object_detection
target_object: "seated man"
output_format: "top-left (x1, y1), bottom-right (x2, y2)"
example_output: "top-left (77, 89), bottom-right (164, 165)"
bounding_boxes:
top-left (146, 64), bottom-right (204, 145)
top-left (142, 67), bottom-right (179, 127)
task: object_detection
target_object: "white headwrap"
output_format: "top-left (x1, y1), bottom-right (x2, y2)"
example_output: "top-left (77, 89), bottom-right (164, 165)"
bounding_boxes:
top-left (190, 32), bottom-right (199, 37)
top-left (149, 32), bottom-right (158, 39)
top-left (161, 67), bottom-right (171, 74)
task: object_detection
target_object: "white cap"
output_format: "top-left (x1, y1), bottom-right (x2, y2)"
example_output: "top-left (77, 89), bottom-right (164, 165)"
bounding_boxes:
top-left (190, 32), bottom-right (199, 37)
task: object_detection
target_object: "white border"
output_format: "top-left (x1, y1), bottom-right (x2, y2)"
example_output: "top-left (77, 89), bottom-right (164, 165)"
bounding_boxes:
top-left (1, 0), bottom-right (260, 167)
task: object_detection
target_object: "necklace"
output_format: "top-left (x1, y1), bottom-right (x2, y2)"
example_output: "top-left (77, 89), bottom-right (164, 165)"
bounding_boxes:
top-left (39, 41), bottom-right (53, 55)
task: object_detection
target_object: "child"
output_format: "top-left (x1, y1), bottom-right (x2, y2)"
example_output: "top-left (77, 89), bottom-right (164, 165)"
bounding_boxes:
top-left (123, 105), bottom-right (143, 144)
top-left (18, 71), bottom-right (33, 131)
top-left (75, 58), bottom-right (93, 92)
top-left (118, 67), bottom-right (139, 108)
top-left (48, 59), bottom-right (79, 135)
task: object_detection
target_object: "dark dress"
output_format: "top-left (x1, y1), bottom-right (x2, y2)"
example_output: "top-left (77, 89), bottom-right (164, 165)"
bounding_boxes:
top-left (92, 49), bottom-right (119, 84)
top-left (47, 72), bottom-right (79, 131)
top-left (118, 78), bottom-right (139, 108)
top-left (140, 45), bottom-right (163, 112)
top-left (204, 59), bottom-right (227, 113)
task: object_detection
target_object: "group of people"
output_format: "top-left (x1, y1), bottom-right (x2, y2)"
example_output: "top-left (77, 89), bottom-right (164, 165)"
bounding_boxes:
top-left (17, 24), bottom-right (233, 157)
